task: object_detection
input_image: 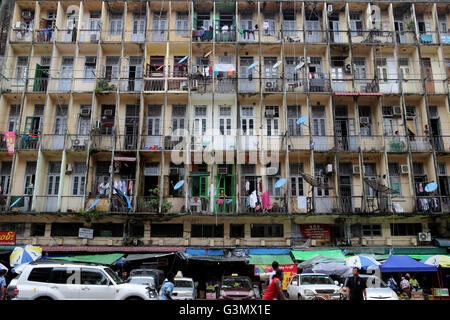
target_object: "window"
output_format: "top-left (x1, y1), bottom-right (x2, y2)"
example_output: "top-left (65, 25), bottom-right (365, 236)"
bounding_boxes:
top-left (290, 163), bottom-right (304, 196)
top-left (84, 56), bottom-right (96, 80)
top-left (398, 57), bottom-right (410, 80)
top-left (144, 162), bottom-right (160, 176)
top-left (50, 268), bottom-right (77, 284)
top-left (390, 223), bottom-right (422, 236)
top-left (150, 224), bottom-right (183, 237)
top-left (0, 223), bottom-right (26, 237)
top-left (350, 13), bottom-right (363, 36)
top-left (262, 13), bottom-right (276, 36)
top-left (72, 162), bottom-right (86, 196)
top-left (15, 56), bottom-right (28, 83)
top-left (171, 105), bottom-right (186, 133)
top-left (92, 223), bottom-right (124, 237)
top-left (30, 223), bottom-right (46, 236)
top-left (265, 106), bottom-right (279, 136)
top-left (109, 12), bottom-right (123, 36)
top-left (176, 12), bottom-right (188, 36)
top-left (193, 105), bottom-right (207, 136)
top-left (287, 105), bottom-right (302, 136)
top-left (362, 224), bottom-right (382, 237)
top-left (389, 163), bottom-right (401, 195)
top-left (311, 106), bottom-right (326, 136)
top-left (315, 163), bottom-right (330, 197)
top-left (240, 106), bottom-right (255, 136)
top-left (250, 224), bottom-right (283, 237)
top-left (7, 105), bottom-right (20, 132)
top-left (28, 268), bottom-right (53, 283)
top-left (219, 105), bottom-right (232, 135)
top-left (230, 224), bottom-right (245, 238)
top-left (353, 57), bottom-right (367, 80)
top-left (147, 105), bottom-right (161, 136)
top-left (50, 223), bottom-right (84, 237)
top-left (81, 268), bottom-right (109, 285)
top-left (47, 161), bottom-right (61, 196)
top-left (376, 58), bottom-right (388, 82)
top-left (266, 164), bottom-right (281, 196)
top-left (129, 223), bottom-right (145, 238)
top-left (78, 105), bottom-right (91, 135)
top-left (0, 161), bottom-right (12, 195)
top-left (104, 56), bottom-right (120, 80)
top-left (191, 224), bottom-right (224, 238)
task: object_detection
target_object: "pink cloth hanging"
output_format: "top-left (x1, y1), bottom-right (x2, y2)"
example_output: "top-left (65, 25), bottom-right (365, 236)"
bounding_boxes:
top-left (261, 190), bottom-right (272, 210)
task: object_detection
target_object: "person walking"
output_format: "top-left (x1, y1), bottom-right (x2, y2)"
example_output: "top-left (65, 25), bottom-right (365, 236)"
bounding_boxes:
top-left (262, 270), bottom-right (288, 300)
top-left (269, 261), bottom-right (279, 283)
top-left (346, 267), bottom-right (367, 301)
top-left (160, 272), bottom-right (175, 300)
top-left (0, 269), bottom-right (7, 300)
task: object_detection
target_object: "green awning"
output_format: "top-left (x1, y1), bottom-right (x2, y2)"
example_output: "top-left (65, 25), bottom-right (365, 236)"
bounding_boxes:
top-left (292, 250), bottom-right (345, 261)
top-left (185, 255), bottom-right (247, 263)
top-left (190, 172), bottom-right (210, 177)
top-left (124, 253), bottom-right (175, 262)
top-left (249, 254), bottom-right (294, 265)
top-left (393, 247), bottom-right (447, 255)
top-left (50, 253), bottom-right (124, 265)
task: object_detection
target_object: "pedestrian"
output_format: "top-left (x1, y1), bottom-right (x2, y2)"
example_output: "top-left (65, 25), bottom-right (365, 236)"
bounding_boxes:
top-left (262, 269), bottom-right (288, 300)
top-left (345, 267), bottom-right (367, 301)
top-left (160, 272), bottom-right (175, 300)
top-left (400, 276), bottom-right (411, 298)
top-left (409, 274), bottom-right (419, 292)
top-left (387, 275), bottom-right (399, 292)
top-left (0, 269), bottom-right (7, 300)
top-left (269, 261), bottom-right (279, 283)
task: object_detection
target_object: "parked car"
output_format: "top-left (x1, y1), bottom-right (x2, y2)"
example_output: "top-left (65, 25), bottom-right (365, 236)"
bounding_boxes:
top-left (343, 274), bottom-right (399, 300)
top-left (129, 268), bottom-right (165, 291)
top-left (218, 274), bottom-right (258, 300)
top-left (126, 276), bottom-right (157, 289)
top-left (160, 276), bottom-right (196, 300)
top-left (287, 273), bottom-right (342, 300)
top-left (11, 260), bottom-right (158, 300)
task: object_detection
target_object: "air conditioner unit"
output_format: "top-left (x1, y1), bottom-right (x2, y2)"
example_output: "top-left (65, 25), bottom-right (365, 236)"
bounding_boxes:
top-left (326, 164), bottom-right (333, 174)
top-left (90, 33), bottom-right (99, 42)
top-left (80, 108), bottom-right (91, 117)
top-left (352, 165), bottom-right (361, 174)
top-left (73, 138), bottom-right (86, 148)
top-left (418, 232), bottom-right (431, 242)
top-left (327, 5), bottom-right (333, 13)
top-left (400, 165), bottom-right (409, 174)
top-left (65, 163), bottom-right (73, 174)
top-left (22, 11), bottom-right (32, 19)
top-left (169, 168), bottom-right (179, 175)
top-left (218, 166), bottom-right (229, 175)
top-left (265, 109), bottom-right (275, 117)
top-left (360, 117), bottom-right (370, 124)
top-left (85, 57), bottom-right (96, 65)
top-left (104, 109), bottom-right (113, 116)
top-left (393, 106), bottom-right (402, 116)
top-left (361, 238), bottom-right (368, 246)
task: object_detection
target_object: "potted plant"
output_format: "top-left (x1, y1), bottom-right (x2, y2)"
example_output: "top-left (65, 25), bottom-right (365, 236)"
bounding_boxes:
top-left (148, 187), bottom-right (173, 213)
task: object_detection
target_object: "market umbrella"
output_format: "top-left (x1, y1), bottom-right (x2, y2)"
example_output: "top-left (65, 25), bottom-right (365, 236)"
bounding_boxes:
top-left (0, 263), bottom-right (7, 271)
top-left (11, 262), bottom-right (29, 274)
top-left (345, 255), bottom-right (380, 270)
top-left (312, 262), bottom-right (351, 276)
top-left (114, 256), bottom-right (128, 267)
top-left (10, 245), bottom-right (42, 267)
top-left (420, 255), bottom-right (450, 268)
top-left (297, 255), bottom-right (345, 270)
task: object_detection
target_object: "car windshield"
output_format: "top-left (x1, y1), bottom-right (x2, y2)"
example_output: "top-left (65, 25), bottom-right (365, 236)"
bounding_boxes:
top-left (301, 275), bottom-right (334, 285)
top-left (362, 276), bottom-right (388, 288)
top-left (128, 277), bottom-right (156, 286)
top-left (175, 280), bottom-right (194, 288)
top-left (104, 267), bottom-right (124, 284)
top-left (222, 278), bottom-right (251, 289)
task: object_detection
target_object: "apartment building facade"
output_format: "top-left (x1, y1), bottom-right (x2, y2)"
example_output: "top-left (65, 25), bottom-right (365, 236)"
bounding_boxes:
top-left (0, 0), bottom-right (449, 253)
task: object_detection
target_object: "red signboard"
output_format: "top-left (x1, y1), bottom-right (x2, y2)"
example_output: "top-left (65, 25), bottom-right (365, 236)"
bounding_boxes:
top-left (254, 264), bottom-right (297, 290)
top-left (0, 231), bottom-right (16, 245)
top-left (300, 224), bottom-right (330, 239)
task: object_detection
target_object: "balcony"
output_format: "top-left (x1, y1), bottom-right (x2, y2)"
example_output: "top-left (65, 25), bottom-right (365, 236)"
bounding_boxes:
top-left (263, 78), bottom-right (284, 93)
top-left (79, 29), bottom-right (101, 43)
top-left (238, 29), bottom-right (259, 42)
top-left (149, 29), bottom-right (168, 42)
top-left (91, 134), bottom-right (114, 151)
top-left (440, 32), bottom-right (450, 45)
top-left (285, 78), bottom-right (307, 93)
top-left (239, 196), bottom-right (286, 214)
top-left (16, 134), bottom-right (40, 150)
top-left (351, 30), bottom-right (394, 45)
top-left (34, 28), bottom-right (54, 43)
top-left (123, 30), bottom-right (147, 43)
top-left (1, 72), bottom-right (25, 94)
top-left (188, 196), bottom-right (209, 214)
top-left (10, 26), bottom-right (33, 42)
top-left (328, 30), bottom-right (349, 44)
top-left (335, 136), bottom-right (359, 152)
top-left (308, 76), bottom-right (331, 93)
top-left (34, 196), bottom-right (58, 212)
top-left (282, 29), bottom-right (303, 43)
top-left (65, 134), bottom-right (89, 152)
top-left (164, 136), bottom-right (185, 150)
top-left (419, 31), bottom-right (438, 44)
top-left (238, 77), bottom-right (259, 93)
top-left (409, 136), bottom-right (432, 152)
top-left (27, 78), bottom-right (49, 92)
top-left (432, 136), bottom-right (450, 153)
top-left (60, 196), bottom-right (85, 213)
top-left (116, 135), bottom-right (138, 151)
top-left (215, 77), bottom-right (236, 93)
top-left (395, 31), bottom-right (417, 45)
top-left (304, 30), bottom-right (327, 44)
top-left (41, 134), bottom-right (65, 151)
top-left (192, 29), bottom-right (214, 42)
top-left (401, 79), bottom-right (424, 95)
top-left (215, 30), bottom-right (237, 42)
top-left (169, 29), bottom-right (190, 42)
top-left (141, 135), bottom-right (163, 151)
top-left (360, 136), bottom-right (384, 152)
top-left (0, 134), bottom-right (7, 151)
top-left (311, 135), bottom-right (335, 152)
top-left (47, 77), bottom-right (73, 92)
top-left (385, 136), bottom-right (408, 153)
top-left (287, 136), bottom-right (310, 151)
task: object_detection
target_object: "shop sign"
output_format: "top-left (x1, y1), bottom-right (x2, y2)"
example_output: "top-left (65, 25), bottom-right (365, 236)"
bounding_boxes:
top-left (254, 264), bottom-right (297, 290)
top-left (0, 231), bottom-right (15, 245)
top-left (78, 228), bottom-right (94, 239)
top-left (300, 224), bottom-right (331, 239)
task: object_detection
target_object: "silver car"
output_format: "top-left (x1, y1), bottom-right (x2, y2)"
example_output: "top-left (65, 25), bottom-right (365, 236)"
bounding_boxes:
top-left (160, 277), bottom-right (196, 300)
top-left (359, 275), bottom-right (399, 300)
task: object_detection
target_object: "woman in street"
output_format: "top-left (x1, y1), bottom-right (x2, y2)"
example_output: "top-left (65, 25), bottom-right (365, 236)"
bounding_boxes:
top-left (262, 269), bottom-right (288, 300)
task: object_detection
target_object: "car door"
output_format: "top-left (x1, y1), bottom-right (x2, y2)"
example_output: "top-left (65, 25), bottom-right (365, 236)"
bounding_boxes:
top-left (49, 267), bottom-right (81, 300)
top-left (79, 268), bottom-right (116, 300)
top-left (287, 274), bottom-right (300, 300)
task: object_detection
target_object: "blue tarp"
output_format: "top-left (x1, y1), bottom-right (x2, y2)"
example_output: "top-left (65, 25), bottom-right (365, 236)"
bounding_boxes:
top-left (434, 238), bottom-right (450, 248)
top-left (186, 248), bottom-right (227, 256)
top-left (380, 255), bottom-right (438, 273)
top-left (248, 248), bottom-right (291, 255)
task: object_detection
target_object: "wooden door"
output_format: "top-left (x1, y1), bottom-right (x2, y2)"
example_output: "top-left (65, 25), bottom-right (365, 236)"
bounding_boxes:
top-left (422, 58), bottom-right (434, 93)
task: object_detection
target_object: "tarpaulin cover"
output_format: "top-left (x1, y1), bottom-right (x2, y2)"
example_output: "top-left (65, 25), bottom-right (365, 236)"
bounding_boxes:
top-left (249, 254), bottom-right (293, 265)
top-left (185, 248), bottom-right (225, 256)
top-left (124, 253), bottom-right (175, 261)
top-left (248, 248), bottom-right (291, 255)
top-left (292, 250), bottom-right (345, 261)
top-left (380, 255), bottom-right (438, 273)
top-left (434, 238), bottom-right (450, 248)
top-left (50, 253), bottom-right (124, 265)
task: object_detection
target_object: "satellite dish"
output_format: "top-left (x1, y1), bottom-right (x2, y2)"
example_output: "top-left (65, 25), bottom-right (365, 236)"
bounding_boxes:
top-left (272, 61), bottom-right (282, 69)
top-left (364, 178), bottom-right (398, 194)
top-left (295, 62), bottom-right (305, 70)
top-left (274, 178), bottom-right (286, 188)
top-left (174, 180), bottom-right (185, 190)
top-left (178, 56), bottom-right (188, 64)
top-left (310, 142), bottom-right (316, 148)
top-left (297, 116), bottom-right (308, 125)
top-left (88, 198), bottom-right (100, 210)
top-left (248, 61), bottom-right (258, 70)
top-left (9, 197), bottom-right (22, 209)
top-left (425, 182), bottom-right (438, 193)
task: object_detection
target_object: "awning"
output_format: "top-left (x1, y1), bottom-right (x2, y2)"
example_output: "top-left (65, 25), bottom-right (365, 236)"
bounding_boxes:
top-left (124, 253), bottom-right (176, 262)
top-left (41, 246), bottom-right (186, 253)
top-left (185, 255), bottom-right (247, 262)
top-left (249, 254), bottom-right (293, 265)
top-left (248, 248), bottom-right (291, 255)
top-left (380, 255), bottom-right (438, 273)
top-left (292, 249), bottom-right (345, 261)
top-left (189, 172), bottom-right (210, 177)
top-left (214, 64), bottom-right (236, 72)
top-left (114, 156), bottom-right (136, 162)
top-left (185, 248), bottom-right (227, 256)
top-left (406, 121), bottom-right (416, 135)
top-left (434, 238), bottom-right (450, 248)
top-left (49, 253), bottom-right (124, 265)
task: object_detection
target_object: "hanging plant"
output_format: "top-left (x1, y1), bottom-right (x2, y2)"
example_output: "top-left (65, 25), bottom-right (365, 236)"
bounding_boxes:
top-left (407, 20), bottom-right (416, 31)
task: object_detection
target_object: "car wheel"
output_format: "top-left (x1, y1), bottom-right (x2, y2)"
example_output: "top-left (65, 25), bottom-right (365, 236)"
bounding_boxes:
top-left (35, 297), bottom-right (53, 301)
top-left (298, 293), bottom-right (302, 301)
top-left (126, 296), bottom-right (143, 300)
top-left (285, 292), bottom-right (289, 299)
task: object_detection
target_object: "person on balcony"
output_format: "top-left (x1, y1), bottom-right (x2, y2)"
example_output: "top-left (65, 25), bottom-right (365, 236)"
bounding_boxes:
top-left (217, 189), bottom-right (227, 213)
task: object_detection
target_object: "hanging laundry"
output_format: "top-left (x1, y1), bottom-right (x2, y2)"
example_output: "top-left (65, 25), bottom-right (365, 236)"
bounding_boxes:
top-left (249, 190), bottom-right (258, 208)
top-left (4, 132), bottom-right (15, 154)
top-left (128, 180), bottom-right (133, 195)
top-left (418, 183), bottom-right (423, 193)
top-left (261, 190), bottom-right (272, 210)
top-left (245, 180), bottom-right (250, 192)
top-left (113, 180), bottom-right (120, 194)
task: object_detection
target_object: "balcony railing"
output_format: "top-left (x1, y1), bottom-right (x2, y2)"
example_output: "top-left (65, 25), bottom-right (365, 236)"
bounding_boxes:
top-left (401, 79), bottom-right (424, 94)
top-left (215, 30), bottom-right (237, 42)
top-left (335, 136), bottom-right (359, 152)
top-left (188, 196), bottom-right (210, 213)
top-left (34, 28), bottom-right (54, 42)
top-left (282, 29), bottom-right (303, 42)
top-left (304, 30), bottom-right (327, 43)
top-left (385, 136), bottom-right (408, 152)
top-left (192, 29), bottom-right (214, 42)
top-left (60, 196), bottom-right (84, 213)
top-left (440, 33), bottom-right (450, 45)
top-left (308, 76), bottom-right (331, 93)
top-left (27, 78), bottom-right (49, 92)
top-left (143, 77), bottom-right (165, 92)
top-left (263, 78), bottom-right (284, 93)
top-left (409, 136), bottom-right (433, 152)
top-left (41, 134), bottom-right (65, 151)
top-left (91, 134), bottom-right (114, 151)
top-left (311, 135), bottom-right (335, 151)
top-left (328, 30), bottom-right (349, 44)
top-left (79, 29), bottom-right (101, 43)
top-left (395, 30), bottom-right (417, 45)
top-left (352, 30), bottom-right (394, 45)
top-left (215, 77), bottom-right (236, 93)
top-left (141, 135), bottom-right (163, 150)
top-left (169, 29), bottom-right (190, 41)
top-left (34, 195), bottom-right (59, 212)
top-left (237, 77), bottom-right (259, 93)
top-left (360, 135), bottom-right (384, 152)
top-left (238, 29), bottom-right (259, 42)
top-left (55, 28), bottom-right (77, 43)
top-left (287, 136), bottom-right (310, 151)
top-left (432, 136), bottom-right (450, 152)
top-left (0, 133), bottom-right (7, 151)
top-left (116, 135), bottom-right (138, 151)
top-left (149, 29), bottom-right (168, 42)
top-left (10, 27), bottom-right (33, 42)
top-left (285, 78), bottom-right (307, 93)
top-left (239, 196), bottom-right (286, 214)
top-left (123, 30), bottom-right (147, 42)
top-left (16, 134), bottom-right (40, 150)
top-left (66, 134), bottom-right (89, 152)
top-left (419, 31), bottom-right (438, 44)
